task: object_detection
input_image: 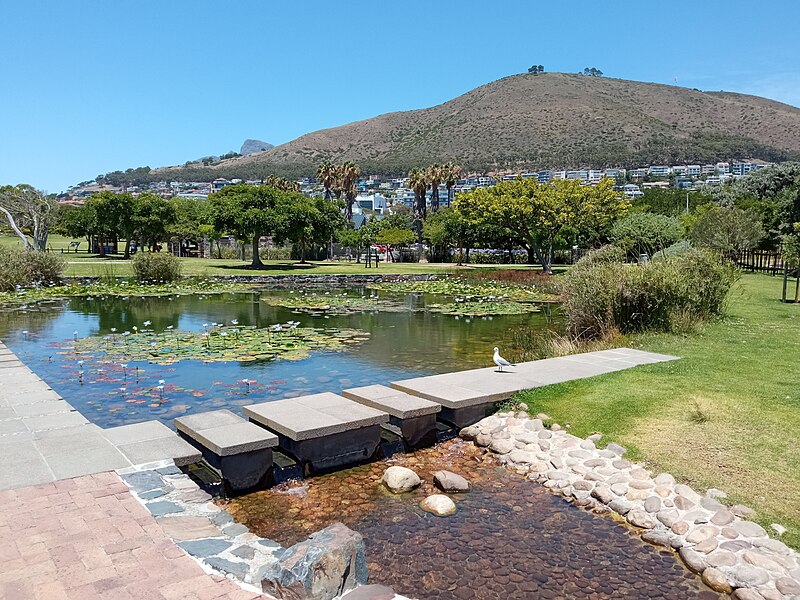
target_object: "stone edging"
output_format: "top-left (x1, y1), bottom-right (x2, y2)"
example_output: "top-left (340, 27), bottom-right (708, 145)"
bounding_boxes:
top-left (459, 412), bottom-right (800, 600)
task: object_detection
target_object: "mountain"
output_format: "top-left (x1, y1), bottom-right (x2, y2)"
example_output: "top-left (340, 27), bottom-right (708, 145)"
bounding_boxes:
top-left (152, 73), bottom-right (800, 180)
top-left (240, 139), bottom-right (274, 156)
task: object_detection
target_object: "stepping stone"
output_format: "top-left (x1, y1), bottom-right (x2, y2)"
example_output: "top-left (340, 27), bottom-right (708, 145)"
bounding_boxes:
top-left (103, 420), bottom-right (201, 467)
top-left (175, 409), bottom-right (278, 493)
top-left (243, 393), bottom-right (388, 474)
top-left (342, 385), bottom-right (440, 448)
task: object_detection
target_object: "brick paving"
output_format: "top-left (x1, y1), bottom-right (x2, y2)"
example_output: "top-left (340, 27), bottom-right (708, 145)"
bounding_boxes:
top-left (0, 472), bottom-right (265, 600)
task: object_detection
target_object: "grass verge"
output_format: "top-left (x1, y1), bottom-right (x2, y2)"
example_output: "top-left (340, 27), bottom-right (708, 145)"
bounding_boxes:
top-left (516, 273), bottom-right (800, 549)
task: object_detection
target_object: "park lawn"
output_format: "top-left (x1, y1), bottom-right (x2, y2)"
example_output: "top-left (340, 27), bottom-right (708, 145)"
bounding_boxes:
top-left (517, 273), bottom-right (800, 549)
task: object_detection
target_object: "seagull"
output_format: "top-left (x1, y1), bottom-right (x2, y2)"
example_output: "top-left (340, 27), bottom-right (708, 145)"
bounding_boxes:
top-left (493, 347), bottom-right (514, 373)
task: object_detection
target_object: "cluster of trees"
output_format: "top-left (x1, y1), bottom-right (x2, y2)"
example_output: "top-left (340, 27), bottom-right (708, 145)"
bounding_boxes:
top-left (528, 65), bottom-right (545, 74)
top-left (582, 67), bottom-right (604, 77)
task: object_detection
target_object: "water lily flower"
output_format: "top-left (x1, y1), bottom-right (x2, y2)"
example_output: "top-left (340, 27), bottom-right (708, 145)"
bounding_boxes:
top-left (143, 321), bottom-right (151, 327)
top-left (231, 319), bottom-right (238, 325)
top-left (166, 325), bottom-right (173, 330)
top-left (110, 328), bottom-right (117, 333)
top-left (132, 326), bottom-right (138, 331)
top-left (158, 380), bottom-right (165, 385)
top-left (122, 331), bottom-right (131, 336)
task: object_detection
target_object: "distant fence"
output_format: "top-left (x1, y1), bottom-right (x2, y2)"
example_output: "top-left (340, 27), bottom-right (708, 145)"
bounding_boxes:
top-left (736, 250), bottom-right (785, 275)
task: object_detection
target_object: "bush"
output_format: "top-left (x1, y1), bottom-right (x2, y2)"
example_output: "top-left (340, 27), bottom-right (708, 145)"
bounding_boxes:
top-left (561, 247), bottom-right (738, 339)
top-left (0, 247), bottom-right (65, 292)
top-left (131, 252), bottom-right (182, 283)
top-left (610, 212), bottom-right (685, 258)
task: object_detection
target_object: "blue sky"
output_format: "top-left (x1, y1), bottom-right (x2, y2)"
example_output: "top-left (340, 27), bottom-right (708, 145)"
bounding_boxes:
top-left (2, 0), bottom-right (798, 192)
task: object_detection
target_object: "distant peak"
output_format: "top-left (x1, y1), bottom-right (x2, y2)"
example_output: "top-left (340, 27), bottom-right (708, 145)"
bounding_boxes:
top-left (240, 139), bottom-right (274, 155)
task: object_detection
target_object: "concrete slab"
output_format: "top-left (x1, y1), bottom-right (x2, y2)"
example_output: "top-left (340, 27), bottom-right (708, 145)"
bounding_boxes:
top-left (4, 390), bottom-right (63, 406)
top-left (342, 385), bottom-right (441, 419)
top-left (11, 399), bottom-right (73, 418)
top-left (175, 410), bottom-right (278, 456)
top-left (243, 393), bottom-right (389, 441)
top-left (102, 420), bottom-right (202, 467)
top-left (34, 424), bottom-right (131, 480)
top-left (0, 439), bottom-right (54, 490)
top-left (23, 410), bottom-right (89, 432)
top-left (0, 418), bottom-right (30, 436)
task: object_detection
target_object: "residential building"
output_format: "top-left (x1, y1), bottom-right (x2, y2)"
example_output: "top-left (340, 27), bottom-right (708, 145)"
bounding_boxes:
top-left (687, 165), bottom-right (702, 177)
top-left (629, 168), bottom-right (648, 179)
top-left (648, 165), bottom-right (671, 177)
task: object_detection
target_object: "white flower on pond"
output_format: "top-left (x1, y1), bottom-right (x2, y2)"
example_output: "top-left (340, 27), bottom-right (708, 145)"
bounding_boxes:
top-left (166, 325), bottom-right (173, 330)
top-left (110, 328), bottom-right (117, 333)
top-left (122, 331), bottom-right (131, 336)
top-left (143, 321), bottom-right (151, 327)
top-left (231, 319), bottom-right (238, 325)
top-left (132, 326), bottom-right (138, 331)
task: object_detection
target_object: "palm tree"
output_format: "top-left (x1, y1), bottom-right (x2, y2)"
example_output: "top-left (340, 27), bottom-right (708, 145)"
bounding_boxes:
top-left (340, 161), bottom-right (361, 222)
top-left (264, 175), bottom-right (300, 192)
top-left (443, 163), bottom-right (462, 207)
top-left (316, 162), bottom-right (336, 200)
top-left (408, 168), bottom-right (429, 259)
top-left (427, 164), bottom-right (444, 213)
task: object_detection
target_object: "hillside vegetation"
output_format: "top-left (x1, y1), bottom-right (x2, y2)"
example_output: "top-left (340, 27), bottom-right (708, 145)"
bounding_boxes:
top-left (148, 73), bottom-right (800, 181)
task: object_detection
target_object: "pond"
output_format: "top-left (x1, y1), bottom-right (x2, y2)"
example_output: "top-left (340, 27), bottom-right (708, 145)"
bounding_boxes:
top-left (226, 438), bottom-right (722, 600)
top-left (0, 288), bottom-right (554, 428)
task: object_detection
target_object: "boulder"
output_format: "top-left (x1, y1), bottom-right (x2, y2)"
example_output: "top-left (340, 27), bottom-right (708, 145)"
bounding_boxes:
top-left (420, 494), bottom-right (457, 517)
top-left (260, 523), bottom-right (367, 600)
top-left (701, 567), bottom-right (733, 594)
top-left (508, 450), bottom-right (536, 465)
top-left (433, 471), bottom-right (470, 493)
top-left (730, 504), bottom-right (756, 518)
top-left (679, 547), bottom-right (707, 574)
top-left (381, 466), bottom-right (421, 494)
top-left (734, 521), bottom-right (768, 539)
top-left (644, 496), bottom-right (661, 513)
top-left (458, 426), bottom-right (479, 440)
top-left (776, 576), bottom-right (800, 595)
top-left (731, 589), bottom-right (766, 600)
top-left (489, 437), bottom-right (515, 455)
top-left (475, 433), bottom-right (492, 447)
top-left (627, 509), bottom-right (656, 529)
top-left (694, 537), bottom-right (718, 554)
top-left (729, 565), bottom-right (770, 587)
top-left (657, 509), bottom-right (680, 528)
top-left (685, 525), bottom-right (719, 543)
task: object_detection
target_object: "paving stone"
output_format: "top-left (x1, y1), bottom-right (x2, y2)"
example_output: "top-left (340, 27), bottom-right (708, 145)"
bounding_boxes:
top-left (223, 523), bottom-right (249, 536)
top-left (146, 500), bottom-right (184, 517)
top-left (140, 488), bottom-right (169, 500)
top-left (342, 384), bottom-right (441, 418)
top-left (211, 510), bottom-right (235, 527)
top-left (122, 470), bottom-right (165, 493)
top-left (178, 538), bottom-right (233, 558)
top-left (205, 556), bottom-right (250, 578)
top-left (230, 545), bottom-right (257, 560)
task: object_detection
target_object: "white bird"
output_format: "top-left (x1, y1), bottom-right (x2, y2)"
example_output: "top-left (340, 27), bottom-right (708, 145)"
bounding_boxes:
top-left (493, 347), bottom-right (514, 372)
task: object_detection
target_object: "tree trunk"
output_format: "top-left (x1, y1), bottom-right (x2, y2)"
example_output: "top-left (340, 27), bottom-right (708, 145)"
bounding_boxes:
top-left (251, 235), bottom-right (263, 268)
top-left (430, 187), bottom-right (439, 213)
top-left (0, 206), bottom-right (30, 249)
top-left (124, 237), bottom-right (131, 259)
top-left (527, 246), bottom-right (537, 265)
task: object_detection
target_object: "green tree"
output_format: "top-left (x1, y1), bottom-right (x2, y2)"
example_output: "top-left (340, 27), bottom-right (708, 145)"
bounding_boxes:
top-left (280, 195), bottom-right (345, 262)
top-left (209, 184), bottom-right (286, 269)
top-left (134, 193), bottom-right (176, 251)
top-left (689, 206), bottom-right (764, 260)
top-left (610, 212), bottom-right (684, 258)
top-left (340, 162), bottom-right (361, 222)
top-left (85, 191), bottom-right (136, 257)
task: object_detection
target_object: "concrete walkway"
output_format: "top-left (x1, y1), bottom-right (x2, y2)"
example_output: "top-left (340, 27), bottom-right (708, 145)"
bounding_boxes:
top-left (0, 341), bottom-right (200, 491)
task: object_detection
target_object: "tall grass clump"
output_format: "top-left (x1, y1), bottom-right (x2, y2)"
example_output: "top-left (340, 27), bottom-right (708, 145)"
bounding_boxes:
top-left (131, 252), bottom-right (182, 283)
top-left (0, 247), bottom-right (65, 291)
top-left (561, 246), bottom-right (738, 340)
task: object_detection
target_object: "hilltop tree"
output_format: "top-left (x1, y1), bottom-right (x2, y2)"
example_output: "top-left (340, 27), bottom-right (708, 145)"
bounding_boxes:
top-left (0, 184), bottom-right (58, 251)
top-left (528, 65), bottom-right (545, 74)
top-left (582, 67), bottom-right (604, 77)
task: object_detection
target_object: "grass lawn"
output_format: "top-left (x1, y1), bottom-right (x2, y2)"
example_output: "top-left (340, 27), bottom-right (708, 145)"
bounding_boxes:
top-left (1, 233), bottom-right (550, 277)
top-left (517, 273), bottom-right (800, 549)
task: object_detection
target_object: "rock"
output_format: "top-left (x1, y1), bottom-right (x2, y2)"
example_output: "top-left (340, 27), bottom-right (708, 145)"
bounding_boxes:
top-left (771, 523), bottom-right (787, 536)
top-left (720, 540), bottom-right (751, 552)
top-left (626, 489), bottom-right (649, 502)
top-left (711, 509), bottom-right (735, 526)
top-left (760, 589), bottom-right (787, 600)
top-left (550, 423), bottom-right (561, 431)
top-left (231, 545), bottom-right (257, 560)
top-left (776, 576), bottom-right (800, 595)
top-left (644, 496), bottom-right (661, 513)
top-left (535, 413), bottom-right (550, 421)
top-left (206, 557), bottom-right (249, 578)
top-left (381, 466), bottom-right (421, 494)
top-left (701, 496), bottom-right (725, 511)
top-left (694, 537), bottom-right (718, 554)
top-left (475, 433), bottom-right (492, 447)
top-left (608, 498), bottom-right (634, 516)
top-left (679, 547), bottom-right (707, 574)
top-left (147, 501), bottom-right (184, 517)
top-left (730, 504), bottom-right (756, 518)
top-left (675, 484), bottom-right (702, 502)
top-left (514, 432), bottom-right (539, 444)
top-left (684, 509), bottom-right (711, 524)
top-left (656, 509), bottom-right (679, 527)
top-left (743, 549), bottom-right (785, 572)
top-left (701, 567), bottom-right (733, 594)
top-left (706, 487), bottom-right (727, 499)
top-left (419, 495), bottom-right (457, 517)
top-left (260, 523), bottom-right (367, 600)
top-left (654, 485), bottom-right (673, 498)
top-left (610, 482), bottom-right (628, 496)
top-left (433, 471), bottom-right (470, 493)
top-left (629, 479), bottom-right (654, 490)
top-left (721, 527), bottom-right (739, 539)
top-left (629, 467), bottom-right (650, 480)
top-left (706, 550), bottom-right (736, 567)
top-left (753, 537), bottom-right (792, 555)
top-left (177, 538), bottom-right (233, 558)
top-left (734, 521), bottom-right (768, 539)
top-left (730, 565), bottom-right (770, 587)
top-left (508, 450), bottom-right (536, 464)
top-left (606, 442), bottom-right (627, 456)
top-left (584, 458), bottom-right (606, 468)
top-left (671, 521), bottom-right (690, 535)
top-left (591, 486), bottom-right (613, 505)
top-left (573, 480), bottom-right (593, 492)
top-left (489, 438), bottom-right (515, 454)
top-left (673, 495), bottom-right (696, 511)
top-left (641, 530), bottom-right (674, 548)
top-left (627, 509), bottom-right (656, 529)
top-left (731, 587), bottom-right (767, 600)
top-left (654, 473), bottom-right (676, 486)
top-left (458, 425), bottom-right (479, 440)
top-left (524, 419), bottom-right (544, 431)
top-left (476, 416), bottom-right (502, 430)
top-left (587, 433), bottom-right (602, 442)
top-left (223, 523), bottom-right (249, 537)
top-left (686, 525), bottom-right (719, 543)
top-left (612, 459), bottom-right (632, 469)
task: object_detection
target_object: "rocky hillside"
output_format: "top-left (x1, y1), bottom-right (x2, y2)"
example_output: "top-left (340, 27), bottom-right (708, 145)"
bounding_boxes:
top-left (154, 73), bottom-right (800, 180)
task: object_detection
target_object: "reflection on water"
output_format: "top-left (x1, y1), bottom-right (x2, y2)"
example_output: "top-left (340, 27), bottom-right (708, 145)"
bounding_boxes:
top-left (227, 439), bottom-right (722, 600)
top-left (0, 289), bottom-right (556, 428)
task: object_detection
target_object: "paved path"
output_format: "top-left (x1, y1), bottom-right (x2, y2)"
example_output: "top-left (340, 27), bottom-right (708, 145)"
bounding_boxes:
top-left (0, 472), bottom-right (261, 600)
top-left (0, 341), bottom-right (200, 491)
top-left (391, 348), bottom-right (678, 409)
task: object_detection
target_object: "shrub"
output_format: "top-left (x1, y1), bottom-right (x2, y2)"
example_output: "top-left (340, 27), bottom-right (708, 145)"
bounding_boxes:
top-left (689, 206), bottom-right (764, 260)
top-left (610, 212), bottom-right (685, 258)
top-left (561, 247), bottom-right (738, 339)
top-left (131, 252), bottom-right (182, 283)
top-left (0, 247), bottom-right (65, 292)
